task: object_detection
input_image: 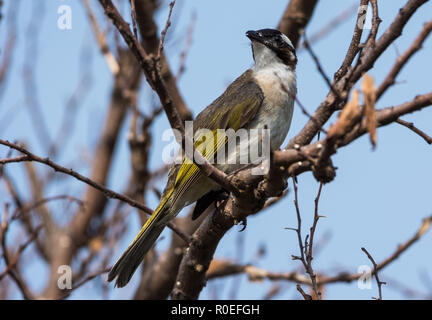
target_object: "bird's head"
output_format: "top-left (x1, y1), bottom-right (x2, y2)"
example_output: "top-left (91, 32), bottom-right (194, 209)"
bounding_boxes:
top-left (246, 29), bottom-right (297, 69)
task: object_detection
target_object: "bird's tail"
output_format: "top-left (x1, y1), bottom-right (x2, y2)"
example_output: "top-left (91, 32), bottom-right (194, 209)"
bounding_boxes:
top-left (107, 204), bottom-right (167, 288)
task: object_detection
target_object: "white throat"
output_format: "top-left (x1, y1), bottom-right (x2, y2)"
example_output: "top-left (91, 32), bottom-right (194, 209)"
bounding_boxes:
top-left (252, 42), bottom-right (283, 70)
top-left (252, 42), bottom-right (296, 91)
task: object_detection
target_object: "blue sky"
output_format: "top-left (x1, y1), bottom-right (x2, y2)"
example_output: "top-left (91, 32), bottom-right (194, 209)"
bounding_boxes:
top-left (1, 0), bottom-right (431, 299)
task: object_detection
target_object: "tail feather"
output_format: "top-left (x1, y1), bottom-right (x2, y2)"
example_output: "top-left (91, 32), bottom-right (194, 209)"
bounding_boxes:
top-left (108, 218), bottom-right (165, 288)
top-left (109, 187), bottom-right (176, 288)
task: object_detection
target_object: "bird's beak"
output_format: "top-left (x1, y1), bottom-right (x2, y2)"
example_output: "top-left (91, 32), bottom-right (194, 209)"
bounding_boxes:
top-left (246, 30), bottom-right (265, 44)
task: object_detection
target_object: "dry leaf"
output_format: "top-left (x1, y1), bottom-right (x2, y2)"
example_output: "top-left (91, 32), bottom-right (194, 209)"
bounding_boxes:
top-left (327, 90), bottom-right (361, 139)
top-left (362, 74), bottom-right (377, 148)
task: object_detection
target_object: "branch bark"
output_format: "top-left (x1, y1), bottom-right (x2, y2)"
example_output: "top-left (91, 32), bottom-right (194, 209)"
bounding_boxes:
top-left (277, 0), bottom-right (319, 48)
top-left (134, 0), bottom-right (192, 120)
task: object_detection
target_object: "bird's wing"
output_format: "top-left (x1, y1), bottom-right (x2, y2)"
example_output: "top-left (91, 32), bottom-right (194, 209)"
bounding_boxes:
top-left (160, 69), bottom-right (264, 208)
top-left (193, 70), bottom-right (264, 131)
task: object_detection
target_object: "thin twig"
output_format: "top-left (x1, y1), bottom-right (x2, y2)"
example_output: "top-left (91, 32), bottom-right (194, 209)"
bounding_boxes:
top-left (364, 0), bottom-right (382, 52)
top-left (175, 11), bottom-right (196, 81)
top-left (289, 179), bottom-right (321, 299)
top-left (302, 33), bottom-right (343, 100)
top-left (0, 225), bottom-right (43, 281)
top-left (361, 247), bottom-right (386, 300)
top-left (297, 3), bottom-right (358, 51)
top-left (82, 0), bottom-right (119, 75)
top-left (334, 0), bottom-right (369, 81)
top-left (376, 19), bottom-right (432, 100)
top-left (130, 0), bottom-right (138, 40)
top-left (308, 183), bottom-right (323, 266)
top-left (296, 284), bottom-right (312, 300)
top-left (157, 0), bottom-right (176, 62)
top-left (396, 118), bottom-right (432, 144)
top-left (0, 205), bottom-right (36, 299)
top-left (0, 139), bottom-right (189, 240)
top-left (11, 195), bottom-right (85, 220)
top-left (0, 155), bottom-right (31, 165)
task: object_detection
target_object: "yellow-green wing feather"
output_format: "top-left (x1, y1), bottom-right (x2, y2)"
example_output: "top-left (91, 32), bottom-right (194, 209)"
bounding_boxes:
top-left (162, 69), bottom-right (264, 207)
top-left (171, 98), bottom-right (262, 203)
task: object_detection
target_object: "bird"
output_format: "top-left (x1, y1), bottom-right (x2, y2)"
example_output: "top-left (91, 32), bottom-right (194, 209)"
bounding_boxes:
top-left (108, 28), bottom-right (298, 288)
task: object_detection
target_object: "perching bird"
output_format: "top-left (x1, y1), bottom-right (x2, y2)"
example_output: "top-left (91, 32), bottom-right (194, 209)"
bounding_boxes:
top-left (108, 28), bottom-right (298, 287)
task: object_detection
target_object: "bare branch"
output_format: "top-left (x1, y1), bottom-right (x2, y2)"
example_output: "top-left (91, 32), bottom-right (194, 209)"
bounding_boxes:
top-left (361, 247), bottom-right (386, 300)
top-left (376, 19), bottom-right (432, 100)
top-left (0, 139), bottom-right (190, 242)
top-left (0, 155), bottom-right (31, 165)
top-left (206, 216), bottom-right (432, 289)
top-left (130, 0), bottom-right (138, 40)
top-left (296, 284), bottom-right (312, 300)
top-left (176, 11), bottom-right (196, 81)
top-left (83, 0), bottom-right (119, 75)
top-left (363, 0), bottom-right (382, 52)
top-left (297, 3), bottom-right (358, 51)
top-left (302, 33), bottom-right (342, 100)
top-left (277, 0), bottom-right (319, 48)
top-left (290, 179), bottom-right (322, 299)
top-left (134, 0), bottom-right (192, 120)
top-left (0, 139), bottom-right (152, 215)
top-left (396, 118), bottom-right (432, 144)
top-left (334, 0), bottom-right (369, 81)
top-left (288, 0), bottom-right (428, 149)
top-left (157, 0), bottom-right (176, 61)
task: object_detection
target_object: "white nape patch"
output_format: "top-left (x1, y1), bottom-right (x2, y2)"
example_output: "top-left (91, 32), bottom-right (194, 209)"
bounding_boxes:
top-left (281, 33), bottom-right (294, 49)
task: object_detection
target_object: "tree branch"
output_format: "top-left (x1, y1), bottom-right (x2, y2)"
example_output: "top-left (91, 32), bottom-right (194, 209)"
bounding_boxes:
top-left (376, 19), bottom-right (432, 100)
top-left (277, 0), bottom-right (319, 48)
